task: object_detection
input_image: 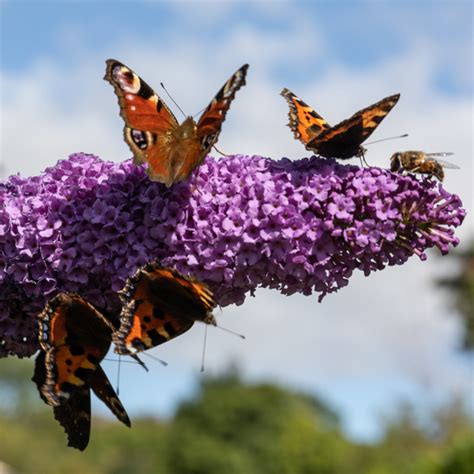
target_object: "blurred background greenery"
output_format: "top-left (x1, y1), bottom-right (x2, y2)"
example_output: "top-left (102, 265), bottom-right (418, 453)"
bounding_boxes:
top-left (0, 359), bottom-right (472, 474)
top-left (1, 241), bottom-right (472, 473)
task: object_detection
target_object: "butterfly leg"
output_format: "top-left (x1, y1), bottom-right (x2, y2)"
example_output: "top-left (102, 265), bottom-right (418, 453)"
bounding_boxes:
top-left (130, 353), bottom-right (149, 372)
top-left (359, 153), bottom-right (370, 167)
top-left (213, 146), bottom-right (230, 157)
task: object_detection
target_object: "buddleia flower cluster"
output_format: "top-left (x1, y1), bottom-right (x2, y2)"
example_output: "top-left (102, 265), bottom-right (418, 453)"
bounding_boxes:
top-left (0, 153), bottom-right (465, 357)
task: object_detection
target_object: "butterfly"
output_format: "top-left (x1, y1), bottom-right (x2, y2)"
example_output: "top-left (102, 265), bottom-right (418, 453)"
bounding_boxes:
top-left (32, 292), bottom-right (130, 451)
top-left (104, 60), bottom-right (249, 186)
top-left (390, 150), bottom-right (459, 182)
top-left (113, 262), bottom-right (216, 357)
top-left (281, 88), bottom-right (400, 160)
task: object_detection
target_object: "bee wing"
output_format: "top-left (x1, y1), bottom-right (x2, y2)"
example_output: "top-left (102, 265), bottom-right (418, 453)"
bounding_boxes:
top-left (432, 159), bottom-right (460, 169)
top-left (425, 153), bottom-right (459, 169)
top-left (425, 152), bottom-right (454, 157)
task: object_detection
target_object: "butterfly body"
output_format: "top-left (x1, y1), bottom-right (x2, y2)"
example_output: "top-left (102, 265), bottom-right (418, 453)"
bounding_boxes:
top-left (114, 263), bottom-right (216, 356)
top-left (281, 88), bottom-right (400, 160)
top-left (33, 293), bottom-right (130, 450)
top-left (307, 117), bottom-right (367, 159)
top-left (105, 60), bottom-right (248, 186)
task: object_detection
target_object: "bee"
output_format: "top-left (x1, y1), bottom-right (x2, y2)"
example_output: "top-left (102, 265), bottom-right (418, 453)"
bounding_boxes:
top-left (389, 150), bottom-right (459, 181)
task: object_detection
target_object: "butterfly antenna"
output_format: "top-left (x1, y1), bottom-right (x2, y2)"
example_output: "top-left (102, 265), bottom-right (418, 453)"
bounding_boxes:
top-left (116, 354), bottom-right (121, 395)
top-left (214, 324), bottom-right (246, 340)
top-left (213, 146), bottom-right (229, 157)
top-left (104, 358), bottom-right (145, 365)
top-left (201, 324), bottom-right (208, 372)
top-left (160, 82), bottom-right (187, 119)
top-left (142, 351), bottom-right (168, 367)
top-left (364, 133), bottom-right (408, 146)
top-left (193, 105), bottom-right (207, 119)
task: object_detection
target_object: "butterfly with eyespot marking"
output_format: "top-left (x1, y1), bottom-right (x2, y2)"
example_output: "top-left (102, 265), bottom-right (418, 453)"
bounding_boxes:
top-left (32, 292), bottom-right (131, 451)
top-left (113, 262), bottom-right (216, 357)
top-left (281, 88), bottom-right (400, 160)
top-left (390, 150), bottom-right (459, 182)
top-left (104, 60), bottom-right (249, 187)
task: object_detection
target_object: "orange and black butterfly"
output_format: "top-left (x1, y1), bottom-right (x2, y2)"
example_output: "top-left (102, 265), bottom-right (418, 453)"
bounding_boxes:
top-left (32, 293), bottom-right (130, 451)
top-left (113, 263), bottom-right (216, 357)
top-left (104, 60), bottom-right (249, 186)
top-left (281, 88), bottom-right (400, 160)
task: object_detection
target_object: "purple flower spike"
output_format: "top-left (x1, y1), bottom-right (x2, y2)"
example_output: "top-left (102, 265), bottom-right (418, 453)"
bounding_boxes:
top-left (0, 153), bottom-right (466, 357)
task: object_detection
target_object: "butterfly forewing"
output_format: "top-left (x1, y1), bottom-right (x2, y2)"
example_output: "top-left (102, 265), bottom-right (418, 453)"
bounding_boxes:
top-left (90, 366), bottom-right (131, 427)
top-left (114, 263), bottom-right (216, 356)
top-left (104, 59), bottom-right (178, 132)
top-left (197, 64), bottom-right (249, 155)
top-left (280, 88), bottom-right (330, 145)
top-left (38, 294), bottom-right (113, 403)
top-left (310, 93), bottom-right (400, 158)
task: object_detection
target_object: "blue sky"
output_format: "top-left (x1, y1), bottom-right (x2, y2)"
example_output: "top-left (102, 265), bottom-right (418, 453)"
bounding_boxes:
top-left (1, 0), bottom-right (472, 441)
top-left (2, 1), bottom-right (472, 99)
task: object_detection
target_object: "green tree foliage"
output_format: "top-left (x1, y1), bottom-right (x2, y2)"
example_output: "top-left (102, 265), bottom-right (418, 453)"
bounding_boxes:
top-left (354, 399), bottom-right (474, 474)
top-left (0, 359), bottom-right (472, 473)
top-left (438, 438), bottom-right (474, 474)
top-left (165, 371), bottom-right (351, 474)
top-left (436, 238), bottom-right (474, 350)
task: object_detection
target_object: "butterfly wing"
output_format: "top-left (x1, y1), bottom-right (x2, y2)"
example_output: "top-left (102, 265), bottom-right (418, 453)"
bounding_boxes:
top-left (90, 365), bottom-right (131, 427)
top-left (35, 293), bottom-right (129, 450)
top-left (105, 59), bottom-right (182, 181)
top-left (32, 351), bottom-right (49, 405)
top-left (310, 93), bottom-right (400, 159)
top-left (104, 59), bottom-right (178, 134)
top-left (53, 385), bottom-right (92, 451)
top-left (37, 293), bottom-right (113, 405)
top-left (196, 64), bottom-right (249, 157)
top-left (114, 263), bottom-right (216, 355)
top-left (33, 350), bottom-right (92, 451)
top-left (281, 88), bottom-right (330, 146)
top-left (159, 65), bottom-right (248, 186)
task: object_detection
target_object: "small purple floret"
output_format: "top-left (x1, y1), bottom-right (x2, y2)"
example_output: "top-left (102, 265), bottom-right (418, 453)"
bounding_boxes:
top-left (0, 153), bottom-right (466, 357)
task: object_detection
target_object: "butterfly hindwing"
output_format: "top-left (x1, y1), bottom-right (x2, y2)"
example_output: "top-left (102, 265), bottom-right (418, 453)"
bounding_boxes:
top-left (53, 384), bottom-right (92, 451)
top-left (33, 349), bottom-right (92, 451)
top-left (114, 263), bottom-right (216, 356)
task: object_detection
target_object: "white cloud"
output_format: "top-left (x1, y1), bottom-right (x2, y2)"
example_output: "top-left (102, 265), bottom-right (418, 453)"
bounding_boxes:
top-left (1, 14), bottom-right (472, 440)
